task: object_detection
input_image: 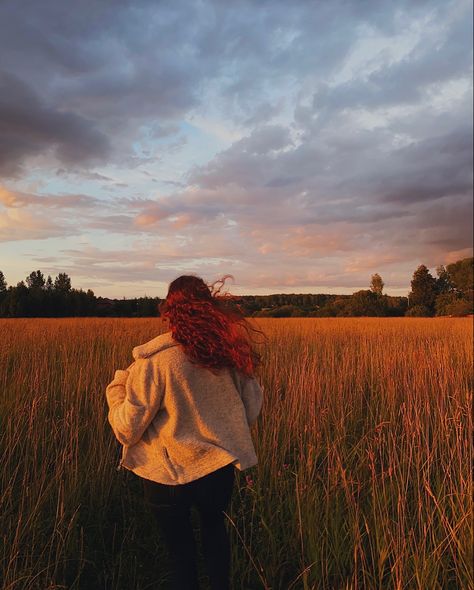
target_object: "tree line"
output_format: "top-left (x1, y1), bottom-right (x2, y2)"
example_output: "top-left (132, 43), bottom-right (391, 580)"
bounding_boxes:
top-left (0, 257), bottom-right (472, 318)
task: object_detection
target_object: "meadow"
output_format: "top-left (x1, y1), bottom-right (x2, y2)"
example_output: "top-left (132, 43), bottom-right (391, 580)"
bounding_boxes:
top-left (0, 317), bottom-right (472, 590)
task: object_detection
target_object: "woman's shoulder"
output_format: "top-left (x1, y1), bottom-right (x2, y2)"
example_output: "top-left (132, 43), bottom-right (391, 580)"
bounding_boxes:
top-left (132, 331), bottom-right (180, 361)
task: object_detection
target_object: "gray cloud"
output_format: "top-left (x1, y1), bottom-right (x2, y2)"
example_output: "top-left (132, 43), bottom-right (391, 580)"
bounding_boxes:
top-left (0, 71), bottom-right (110, 176)
top-left (1, 0), bottom-right (453, 172)
top-left (312, 11), bottom-right (473, 118)
top-left (377, 129), bottom-right (472, 204)
top-left (0, 0), bottom-right (472, 293)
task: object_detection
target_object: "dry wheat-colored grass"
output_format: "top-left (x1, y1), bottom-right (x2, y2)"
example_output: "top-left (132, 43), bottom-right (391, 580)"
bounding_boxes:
top-left (0, 317), bottom-right (472, 590)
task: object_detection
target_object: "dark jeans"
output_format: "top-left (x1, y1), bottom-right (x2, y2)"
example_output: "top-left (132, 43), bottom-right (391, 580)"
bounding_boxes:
top-left (140, 462), bottom-right (235, 590)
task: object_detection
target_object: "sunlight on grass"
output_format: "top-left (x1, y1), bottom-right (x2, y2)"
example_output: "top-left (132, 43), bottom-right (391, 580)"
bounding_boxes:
top-left (0, 317), bottom-right (472, 589)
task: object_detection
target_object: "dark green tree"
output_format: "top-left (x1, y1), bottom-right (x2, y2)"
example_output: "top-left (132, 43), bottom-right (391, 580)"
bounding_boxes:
top-left (435, 265), bottom-right (454, 295)
top-left (406, 304), bottom-right (432, 317)
top-left (3, 281), bottom-right (30, 317)
top-left (54, 273), bottom-right (72, 292)
top-left (446, 257), bottom-right (474, 294)
top-left (446, 257), bottom-right (473, 311)
top-left (26, 270), bottom-right (46, 289)
top-left (0, 271), bottom-right (7, 311)
top-left (347, 289), bottom-right (388, 316)
top-left (435, 292), bottom-right (463, 316)
top-left (45, 275), bottom-right (54, 290)
top-left (370, 273), bottom-right (384, 295)
top-left (408, 265), bottom-right (437, 315)
top-left (0, 271), bottom-right (6, 292)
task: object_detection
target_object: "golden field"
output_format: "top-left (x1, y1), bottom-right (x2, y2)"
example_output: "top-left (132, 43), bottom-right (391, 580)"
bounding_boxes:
top-left (0, 317), bottom-right (472, 590)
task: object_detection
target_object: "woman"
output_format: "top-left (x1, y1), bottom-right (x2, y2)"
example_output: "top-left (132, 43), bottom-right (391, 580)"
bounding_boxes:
top-left (105, 274), bottom-right (265, 590)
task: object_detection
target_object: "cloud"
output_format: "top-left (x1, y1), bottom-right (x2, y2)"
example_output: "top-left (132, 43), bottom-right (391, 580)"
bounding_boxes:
top-left (0, 207), bottom-right (78, 242)
top-left (0, 0), bottom-right (472, 293)
top-left (0, 71), bottom-right (110, 177)
top-left (311, 10), bottom-right (473, 118)
top-left (336, 125), bottom-right (473, 205)
top-left (1, 0), bottom-right (454, 174)
top-left (56, 169), bottom-right (114, 182)
top-left (0, 186), bottom-right (100, 209)
top-left (0, 185), bottom-right (105, 241)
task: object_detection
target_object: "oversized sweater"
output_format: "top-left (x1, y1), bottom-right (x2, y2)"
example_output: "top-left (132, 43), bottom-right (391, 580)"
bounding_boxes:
top-left (105, 331), bottom-right (264, 485)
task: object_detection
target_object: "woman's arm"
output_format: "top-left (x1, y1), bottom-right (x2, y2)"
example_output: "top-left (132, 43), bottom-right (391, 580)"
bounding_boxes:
top-left (105, 358), bottom-right (164, 446)
top-left (236, 373), bottom-right (264, 428)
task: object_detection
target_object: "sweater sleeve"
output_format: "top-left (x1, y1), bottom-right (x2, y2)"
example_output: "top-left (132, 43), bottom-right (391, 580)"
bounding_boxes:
top-left (105, 358), bottom-right (164, 446)
top-left (237, 374), bottom-right (264, 428)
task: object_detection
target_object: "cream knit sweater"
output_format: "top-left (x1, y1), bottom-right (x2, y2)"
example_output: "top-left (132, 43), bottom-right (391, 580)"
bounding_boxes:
top-left (105, 331), bottom-right (263, 485)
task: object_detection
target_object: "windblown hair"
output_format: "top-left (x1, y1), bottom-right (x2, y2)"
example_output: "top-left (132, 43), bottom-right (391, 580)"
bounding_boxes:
top-left (159, 274), bottom-right (265, 377)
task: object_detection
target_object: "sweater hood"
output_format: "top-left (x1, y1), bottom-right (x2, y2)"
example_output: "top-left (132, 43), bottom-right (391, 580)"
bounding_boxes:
top-left (132, 331), bottom-right (180, 360)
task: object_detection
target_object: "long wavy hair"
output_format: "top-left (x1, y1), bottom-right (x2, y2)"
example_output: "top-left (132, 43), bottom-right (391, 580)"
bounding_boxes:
top-left (159, 274), bottom-right (265, 377)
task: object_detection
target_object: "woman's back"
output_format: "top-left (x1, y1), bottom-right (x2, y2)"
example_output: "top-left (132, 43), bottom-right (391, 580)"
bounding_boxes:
top-left (106, 331), bottom-right (263, 485)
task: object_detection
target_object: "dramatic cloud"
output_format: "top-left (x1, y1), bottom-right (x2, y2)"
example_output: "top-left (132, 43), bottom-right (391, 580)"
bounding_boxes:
top-left (0, 0), bottom-right (471, 296)
top-left (0, 72), bottom-right (110, 176)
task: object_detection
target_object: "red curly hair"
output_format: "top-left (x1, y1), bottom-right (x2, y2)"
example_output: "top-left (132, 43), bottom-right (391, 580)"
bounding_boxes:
top-left (159, 274), bottom-right (265, 377)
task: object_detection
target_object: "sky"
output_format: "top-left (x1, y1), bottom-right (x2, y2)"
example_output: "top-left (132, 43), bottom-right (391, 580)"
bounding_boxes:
top-left (0, 0), bottom-right (472, 298)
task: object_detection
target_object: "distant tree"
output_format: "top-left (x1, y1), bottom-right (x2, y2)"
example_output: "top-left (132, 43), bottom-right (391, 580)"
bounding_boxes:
top-left (443, 299), bottom-right (472, 316)
top-left (370, 273), bottom-right (384, 295)
top-left (54, 272), bottom-right (72, 292)
top-left (406, 304), bottom-right (432, 317)
top-left (302, 294), bottom-right (312, 307)
top-left (45, 275), bottom-right (54, 290)
top-left (346, 289), bottom-right (388, 316)
top-left (435, 292), bottom-right (464, 316)
top-left (137, 296), bottom-right (160, 317)
top-left (446, 257), bottom-right (474, 295)
top-left (408, 265), bottom-right (437, 315)
top-left (0, 271), bottom-right (7, 310)
top-left (384, 295), bottom-right (408, 317)
top-left (26, 270), bottom-right (46, 289)
top-left (315, 297), bottom-right (351, 317)
top-left (256, 304), bottom-right (304, 317)
top-left (435, 265), bottom-right (454, 295)
top-left (4, 281), bottom-right (30, 317)
top-left (0, 270), bottom-right (6, 292)
top-left (445, 257), bottom-right (473, 312)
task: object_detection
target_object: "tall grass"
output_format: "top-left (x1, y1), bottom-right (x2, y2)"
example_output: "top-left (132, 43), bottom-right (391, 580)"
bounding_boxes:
top-left (0, 317), bottom-right (472, 589)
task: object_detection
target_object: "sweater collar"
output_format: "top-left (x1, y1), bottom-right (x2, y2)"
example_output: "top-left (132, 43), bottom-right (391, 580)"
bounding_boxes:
top-left (132, 331), bottom-right (180, 360)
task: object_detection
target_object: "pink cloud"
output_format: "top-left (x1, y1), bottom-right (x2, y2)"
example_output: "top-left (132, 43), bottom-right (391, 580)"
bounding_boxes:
top-left (0, 185), bottom-right (99, 208)
top-left (0, 207), bottom-right (74, 241)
